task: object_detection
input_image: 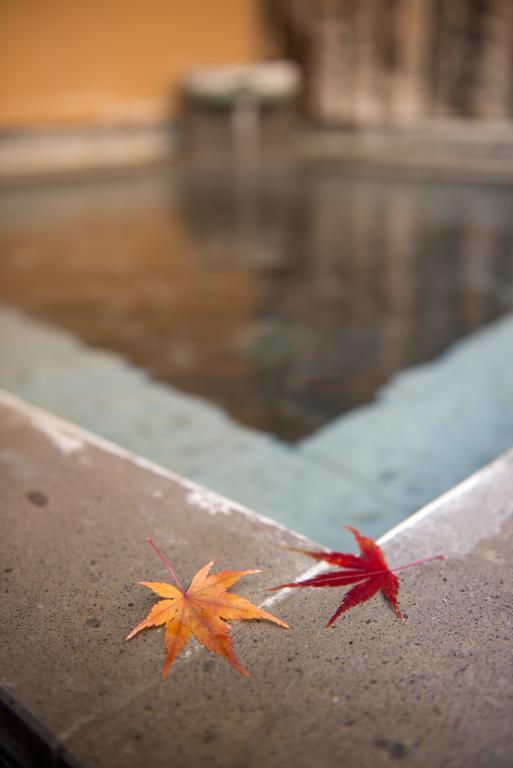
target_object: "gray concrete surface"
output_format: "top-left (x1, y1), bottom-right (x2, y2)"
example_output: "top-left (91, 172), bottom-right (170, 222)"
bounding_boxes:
top-left (1, 306), bottom-right (513, 547)
top-left (1, 391), bottom-right (512, 767)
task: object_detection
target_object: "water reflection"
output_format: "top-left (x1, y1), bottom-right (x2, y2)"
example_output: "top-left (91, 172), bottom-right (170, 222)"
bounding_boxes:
top-left (1, 167), bottom-right (512, 440)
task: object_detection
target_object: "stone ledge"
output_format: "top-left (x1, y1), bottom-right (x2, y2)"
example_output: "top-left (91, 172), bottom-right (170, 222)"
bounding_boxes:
top-left (1, 390), bottom-right (512, 767)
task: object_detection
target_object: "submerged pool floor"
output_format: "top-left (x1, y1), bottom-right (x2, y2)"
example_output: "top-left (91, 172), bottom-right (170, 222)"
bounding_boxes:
top-left (1, 168), bottom-right (513, 441)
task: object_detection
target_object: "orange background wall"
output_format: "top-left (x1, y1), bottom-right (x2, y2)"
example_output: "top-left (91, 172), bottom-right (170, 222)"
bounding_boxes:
top-left (0, 0), bottom-right (260, 129)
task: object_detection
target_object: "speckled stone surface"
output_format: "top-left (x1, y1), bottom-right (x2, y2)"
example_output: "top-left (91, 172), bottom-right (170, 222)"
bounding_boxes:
top-left (1, 391), bottom-right (513, 768)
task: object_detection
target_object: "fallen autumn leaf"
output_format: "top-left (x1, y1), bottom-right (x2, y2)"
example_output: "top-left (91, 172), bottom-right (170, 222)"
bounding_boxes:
top-left (270, 526), bottom-right (446, 627)
top-left (126, 538), bottom-right (289, 678)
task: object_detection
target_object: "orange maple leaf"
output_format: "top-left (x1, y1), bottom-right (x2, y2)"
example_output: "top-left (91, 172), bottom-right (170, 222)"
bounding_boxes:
top-left (126, 538), bottom-right (289, 678)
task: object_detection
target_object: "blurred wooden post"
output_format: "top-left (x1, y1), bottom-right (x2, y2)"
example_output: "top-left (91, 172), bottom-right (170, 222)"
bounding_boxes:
top-left (432, 0), bottom-right (469, 117)
top-left (310, 0), bottom-right (358, 125)
top-left (352, 0), bottom-right (382, 126)
top-left (392, 0), bottom-right (431, 124)
top-left (474, 0), bottom-right (513, 118)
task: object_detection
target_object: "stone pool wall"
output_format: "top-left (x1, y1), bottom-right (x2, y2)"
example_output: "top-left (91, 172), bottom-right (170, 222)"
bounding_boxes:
top-left (1, 305), bottom-right (513, 546)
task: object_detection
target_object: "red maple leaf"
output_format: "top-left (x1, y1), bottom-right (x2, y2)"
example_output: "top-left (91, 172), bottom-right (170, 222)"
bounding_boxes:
top-left (271, 526), bottom-right (445, 627)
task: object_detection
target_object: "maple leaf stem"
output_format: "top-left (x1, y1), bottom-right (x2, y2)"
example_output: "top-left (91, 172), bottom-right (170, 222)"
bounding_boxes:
top-left (392, 554), bottom-right (447, 573)
top-left (146, 537), bottom-right (185, 592)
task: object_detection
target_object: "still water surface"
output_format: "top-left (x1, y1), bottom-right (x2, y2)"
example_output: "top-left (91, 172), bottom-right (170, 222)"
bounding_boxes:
top-left (1, 167), bottom-right (512, 440)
